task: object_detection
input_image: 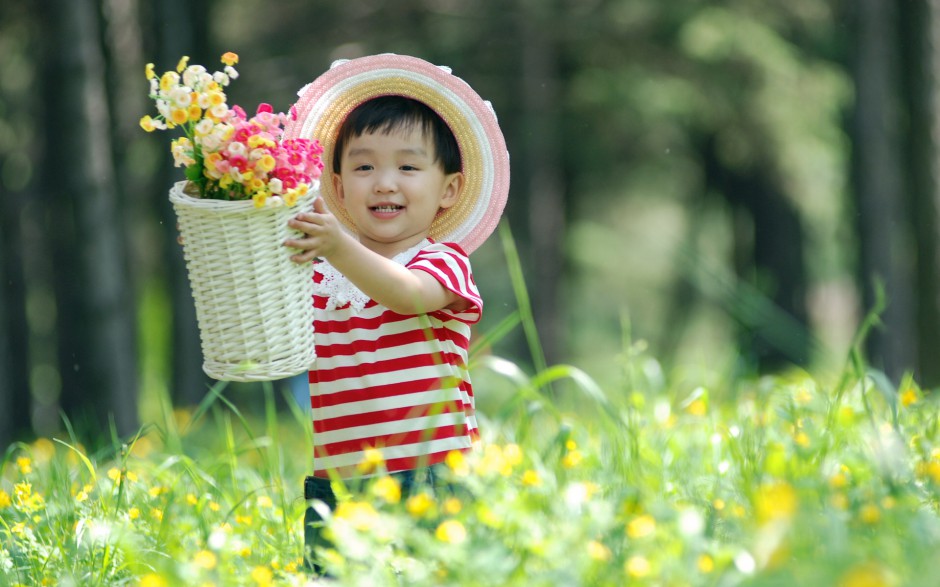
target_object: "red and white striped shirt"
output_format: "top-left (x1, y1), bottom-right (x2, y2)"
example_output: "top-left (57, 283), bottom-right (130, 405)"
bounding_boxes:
top-left (308, 240), bottom-right (481, 478)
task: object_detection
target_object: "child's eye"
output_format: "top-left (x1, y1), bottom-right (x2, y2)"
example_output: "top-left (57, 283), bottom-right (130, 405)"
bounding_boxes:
top-left (400, 165), bottom-right (418, 171)
top-left (354, 164), bottom-right (373, 171)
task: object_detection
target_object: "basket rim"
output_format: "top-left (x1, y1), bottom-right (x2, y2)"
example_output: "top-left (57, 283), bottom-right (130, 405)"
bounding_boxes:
top-left (168, 180), bottom-right (318, 210)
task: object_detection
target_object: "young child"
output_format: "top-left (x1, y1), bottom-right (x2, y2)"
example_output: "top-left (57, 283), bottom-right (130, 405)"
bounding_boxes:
top-left (283, 54), bottom-right (509, 572)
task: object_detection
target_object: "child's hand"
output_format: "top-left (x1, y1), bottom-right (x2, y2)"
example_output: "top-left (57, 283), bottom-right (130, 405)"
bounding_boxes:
top-left (284, 197), bottom-right (348, 263)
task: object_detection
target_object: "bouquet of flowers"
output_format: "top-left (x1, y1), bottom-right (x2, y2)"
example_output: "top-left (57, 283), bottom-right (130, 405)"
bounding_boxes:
top-left (141, 53), bottom-right (324, 207)
top-left (141, 53), bottom-right (320, 382)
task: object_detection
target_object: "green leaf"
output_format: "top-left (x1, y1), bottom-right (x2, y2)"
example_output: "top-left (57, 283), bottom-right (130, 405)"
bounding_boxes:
top-left (185, 163), bottom-right (203, 182)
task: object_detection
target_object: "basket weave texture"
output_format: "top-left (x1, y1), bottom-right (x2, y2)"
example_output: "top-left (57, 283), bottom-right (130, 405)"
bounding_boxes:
top-left (170, 181), bottom-right (316, 381)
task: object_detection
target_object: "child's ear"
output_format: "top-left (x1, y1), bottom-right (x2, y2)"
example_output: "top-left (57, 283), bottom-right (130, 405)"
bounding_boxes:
top-left (332, 172), bottom-right (345, 205)
top-left (439, 172), bottom-right (464, 210)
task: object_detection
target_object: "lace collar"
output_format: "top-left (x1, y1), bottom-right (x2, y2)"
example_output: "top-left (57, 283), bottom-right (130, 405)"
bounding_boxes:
top-left (313, 239), bottom-right (431, 313)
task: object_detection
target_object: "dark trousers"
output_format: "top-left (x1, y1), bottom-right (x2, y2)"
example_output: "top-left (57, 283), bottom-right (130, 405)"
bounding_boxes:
top-left (303, 467), bottom-right (442, 574)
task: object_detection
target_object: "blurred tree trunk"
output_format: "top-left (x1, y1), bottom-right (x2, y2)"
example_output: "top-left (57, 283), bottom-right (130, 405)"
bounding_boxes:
top-left (701, 138), bottom-right (811, 371)
top-left (850, 0), bottom-right (916, 382)
top-left (0, 229), bottom-right (14, 446)
top-left (41, 0), bottom-right (139, 441)
top-left (900, 0), bottom-right (940, 386)
top-left (0, 1), bottom-right (38, 446)
top-left (0, 196), bottom-right (34, 446)
top-left (517, 0), bottom-right (567, 366)
top-left (152, 0), bottom-right (214, 406)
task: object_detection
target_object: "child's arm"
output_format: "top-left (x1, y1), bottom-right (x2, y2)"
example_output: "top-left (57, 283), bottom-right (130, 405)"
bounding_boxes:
top-left (284, 198), bottom-right (465, 315)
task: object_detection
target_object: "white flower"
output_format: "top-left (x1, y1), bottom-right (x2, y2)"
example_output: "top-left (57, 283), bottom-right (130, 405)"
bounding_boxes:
top-left (182, 65), bottom-right (206, 87)
top-left (177, 89), bottom-right (196, 107)
top-left (268, 177), bottom-right (283, 194)
top-left (213, 71), bottom-right (230, 86)
top-left (227, 142), bottom-right (246, 157)
top-left (194, 119), bottom-right (215, 136)
top-left (267, 195), bottom-right (284, 208)
top-left (224, 65), bottom-right (239, 80)
top-left (210, 103), bottom-right (228, 119)
top-left (199, 134), bottom-right (220, 151)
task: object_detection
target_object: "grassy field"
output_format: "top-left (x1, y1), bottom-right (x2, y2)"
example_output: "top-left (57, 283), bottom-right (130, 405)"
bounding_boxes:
top-left (3, 234), bottom-right (940, 586)
top-left (3, 328), bottom-right (940, 586)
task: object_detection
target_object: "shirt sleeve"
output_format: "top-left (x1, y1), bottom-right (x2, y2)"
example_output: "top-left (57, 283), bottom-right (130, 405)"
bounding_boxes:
top-left (407, 242), bottom-right (483, 324)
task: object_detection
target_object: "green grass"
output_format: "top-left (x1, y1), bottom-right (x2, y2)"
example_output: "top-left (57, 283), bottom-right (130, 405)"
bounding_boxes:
top-left (4, 328), bottom-right (940, 586)
top-left (4, 240), bottom-right (940, 586)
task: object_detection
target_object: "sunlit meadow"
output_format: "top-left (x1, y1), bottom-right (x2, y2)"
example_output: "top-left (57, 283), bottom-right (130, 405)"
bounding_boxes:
top-left (4, 235), bottom-right (940, 586)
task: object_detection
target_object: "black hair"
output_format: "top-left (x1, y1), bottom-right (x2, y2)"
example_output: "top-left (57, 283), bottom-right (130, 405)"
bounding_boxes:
top-left (332, 95), bottom-right (462, 175)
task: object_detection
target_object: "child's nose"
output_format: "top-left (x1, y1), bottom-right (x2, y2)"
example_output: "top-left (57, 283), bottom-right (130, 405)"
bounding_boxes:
top-left (373, 171), bottom-right (397, 193)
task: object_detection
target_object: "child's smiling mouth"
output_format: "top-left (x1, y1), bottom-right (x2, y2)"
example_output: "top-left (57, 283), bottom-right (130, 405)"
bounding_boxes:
top-left (371, 205), bottom-right (404, 213)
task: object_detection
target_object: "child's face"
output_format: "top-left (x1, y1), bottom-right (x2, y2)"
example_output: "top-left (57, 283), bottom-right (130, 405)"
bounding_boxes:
top-left (332, 125), bottom-right (463, 256)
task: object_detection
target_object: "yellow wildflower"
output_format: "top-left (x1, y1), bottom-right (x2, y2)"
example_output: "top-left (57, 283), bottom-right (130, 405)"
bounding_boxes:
top-left (698, 554), bottom-right (715, 573)
top-left (406, 492), bottom-right (435, 518)
top-left (31, 438), bottom-right (55, 463)
top-left (504, 443), bottom-right (523, 466)
top-left (128, 507), bottom-right (140, 520)
top-left (793, 431), bottom-right (810, 448)
top-left (256, 495), bottom-right (273, 509)
top-left (522, 469), bottom-right (542, 487)
top-left (176, 55), bottom-right (189, 73)
top-left (193, 550), bottom-right (217, 570)
top-left (250, 566), bottom-right (273, 587)
top-left (145, 63), bottom-right (156, 80)
top-left (625, 555), bottom-right (651, 578)
top-left (795, 386), bottom-right (813, 405)
top-left (755, 481), bottom-right (798, 523)
top-left (479, 444), bottom-right (512, 476)
top-left (334, 500), bottom-right (378, 531)
top-left (562, 448), bottom-right (583, 469)
top-left (14, 481), bottom-right (44, 513)
top-left (358, 447), bottom-right (385, 475)
top-left (151, 508), bottom-right (163, 521)
top-left (627, 514), bottom-right (656, 539)
top-left (587, 540), bottom-right (611, 561)
top-left (900, 388), bottom-right (918, 408)
top-left (686, 398), bottom-right (707, 416)
top-left (445, 450), bottom-right (470, 476)
top-left (830, 471), bottom-right (848, 490)
top-left (443, 497), bottom-right (462, 515)
top-left (0, 490), bottom-right (10, 509)
top-left (859, 503), bottom-right (881, 525)
top-left (371, 476), bottom-right (401, 505)
top-left (837, 562), bottom-right (897, 587)
top-left (187, 494), bottom-right (199, 506)
top-left (435, 519), bottom-right (467, 544)
top-left (208, 501), bottom-right (221, 512)
top-left (138, 574), bottom-right (168, 587)
top-left (16, 457), bottom-right (32, 475)
top-left (235, 514), bottom-right (253, 526)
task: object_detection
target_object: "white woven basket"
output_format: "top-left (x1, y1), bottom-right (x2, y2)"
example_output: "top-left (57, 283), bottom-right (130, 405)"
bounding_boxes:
top-left (169, 181), bottom-right (316, 381)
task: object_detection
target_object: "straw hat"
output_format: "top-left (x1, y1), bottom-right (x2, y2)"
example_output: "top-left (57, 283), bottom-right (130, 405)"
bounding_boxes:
top-left (285, 53), bottom-right (509, 254)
